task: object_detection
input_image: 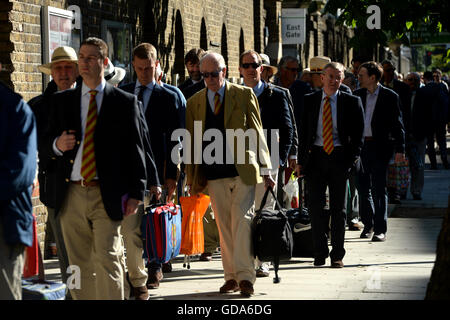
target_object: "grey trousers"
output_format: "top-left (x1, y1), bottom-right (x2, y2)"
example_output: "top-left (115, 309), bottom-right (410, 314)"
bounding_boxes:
top-left (409, 138), bottom-right (427, 196)
top-left (0, 224), bottom-right (25, 300)
top-left (46, 207), bottom-right (70, 285)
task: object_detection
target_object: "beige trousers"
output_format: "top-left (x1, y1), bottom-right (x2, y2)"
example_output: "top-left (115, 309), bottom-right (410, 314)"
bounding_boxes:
top-left (121, 204), bottom-right (147, 288)
top-left (207, 176), bottom-right (256, 284)
top-left (60, 184), bottom-right (124, 300)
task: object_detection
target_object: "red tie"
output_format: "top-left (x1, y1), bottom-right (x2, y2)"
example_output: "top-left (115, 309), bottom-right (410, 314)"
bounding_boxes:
top-left (81, 90), bottom-right (98, 182)
top-left (214, 93), bottom-right (221, 115)
top-left (322, 96), bottom-right (334, 155)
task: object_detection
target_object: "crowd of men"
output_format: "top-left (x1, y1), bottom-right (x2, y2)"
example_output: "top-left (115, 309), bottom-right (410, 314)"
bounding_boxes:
top-left (1, 37), bottom-right (449, 300)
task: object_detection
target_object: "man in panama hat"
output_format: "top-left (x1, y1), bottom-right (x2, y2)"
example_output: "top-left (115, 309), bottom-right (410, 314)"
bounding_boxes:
top-left (28, 46), bottom-right (80, 299)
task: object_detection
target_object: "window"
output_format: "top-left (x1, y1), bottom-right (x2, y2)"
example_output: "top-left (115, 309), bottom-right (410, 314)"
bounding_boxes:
top-left (101, 20), bottom-right (133, 84)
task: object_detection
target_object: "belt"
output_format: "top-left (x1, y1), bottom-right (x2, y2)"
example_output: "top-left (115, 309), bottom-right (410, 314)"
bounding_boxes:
top-left (71, 180), bottom-right (100, 187)
top-left (365, 136), bottom-right (374, 141)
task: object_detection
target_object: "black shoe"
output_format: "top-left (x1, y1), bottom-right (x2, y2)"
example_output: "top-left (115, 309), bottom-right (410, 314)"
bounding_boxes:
top-left (313, 258), bottom-right (326, 266)
top-left (412, 194), bottom-right (422, 200)
top-left (162, 261), bottom-right (172, 273)
top-left (360, 228), bottom-right (373, 239)
top-left (371, 233), bottom-right (386, 242)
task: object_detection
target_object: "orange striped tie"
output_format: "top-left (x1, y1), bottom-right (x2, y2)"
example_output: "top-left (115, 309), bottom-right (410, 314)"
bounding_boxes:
top-left (214, 92), bottom-right (221, 115)
top-left (81, 90), bottom-right (98, 182)
top-left (322, 96), bottom-right (334, 155)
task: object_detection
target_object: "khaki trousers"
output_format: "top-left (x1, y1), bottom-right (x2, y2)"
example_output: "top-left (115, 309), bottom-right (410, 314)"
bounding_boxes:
top-left (121, 204), bottom-right (147, 288)
top-left (207, 176), bottom-right (256, 284)
top-left (0, 225), bottom-right (24, 300)
top-left (203, 205), bottom-right (220, 253)
top-left (60, 184), bottom-right (124, 300)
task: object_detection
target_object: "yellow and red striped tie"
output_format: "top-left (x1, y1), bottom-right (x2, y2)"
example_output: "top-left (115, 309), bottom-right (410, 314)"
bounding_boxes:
top-left (81, 90), bottom-right (98, 182)
top-left (214, 92), bottom-right (221, 115)
top-left (322, 96), bottom-right (334, 155)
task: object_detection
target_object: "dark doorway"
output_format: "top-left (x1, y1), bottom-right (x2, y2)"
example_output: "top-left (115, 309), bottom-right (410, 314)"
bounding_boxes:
top-left (221, 23), bottom-right (228, 75)
top-left (200, 18), bottom-right (208, 50)
top-left (174, 10), bottom-right (185, 84)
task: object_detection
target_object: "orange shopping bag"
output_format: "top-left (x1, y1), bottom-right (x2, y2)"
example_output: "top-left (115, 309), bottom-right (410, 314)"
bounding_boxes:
top-left (23, 214), bottom-right (39, 278)
top-left (179, 194), bottom-right (210, 257)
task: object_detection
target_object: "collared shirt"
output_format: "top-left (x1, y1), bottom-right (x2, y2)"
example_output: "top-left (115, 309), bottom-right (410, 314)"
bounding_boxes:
top-left (134, 79), bottom-right (156, 113)
top-left (314, 90), bottom-right (342, 147)
top-left (53, 79), bottom-right (106, 181)
top-left (207, 81), bottom-right (226, 112)
top-left (364, 83), bottom-right (381, 138)
top-left (251, 80), bottom-right (265, 98)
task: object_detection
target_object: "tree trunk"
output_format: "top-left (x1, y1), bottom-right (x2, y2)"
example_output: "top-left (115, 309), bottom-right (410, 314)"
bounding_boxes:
top-left (425, 194), bottom-right (450, 299)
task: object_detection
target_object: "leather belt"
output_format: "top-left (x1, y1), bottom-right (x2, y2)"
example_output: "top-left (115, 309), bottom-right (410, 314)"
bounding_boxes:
top-left (365, 136), bottom-right (374, 141)
top-left (71, 180), bottom-right (100, 187)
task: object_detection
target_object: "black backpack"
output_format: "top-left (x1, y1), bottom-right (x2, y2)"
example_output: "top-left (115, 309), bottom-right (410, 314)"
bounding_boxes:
top-left (252, 187), bottom-right (293, 283)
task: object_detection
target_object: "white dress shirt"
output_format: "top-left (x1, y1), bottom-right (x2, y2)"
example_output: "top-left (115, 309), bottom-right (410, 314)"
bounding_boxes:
top-left (364, 84), bottom-right (381, 138)
top-left (53, 79), bottom-right (106, 181)
top-left (314, 90), bottom-right (342, 147)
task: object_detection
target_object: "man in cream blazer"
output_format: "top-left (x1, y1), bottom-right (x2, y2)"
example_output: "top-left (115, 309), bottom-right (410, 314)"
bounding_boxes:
top-left (185, 52), bottom-right (272, 297)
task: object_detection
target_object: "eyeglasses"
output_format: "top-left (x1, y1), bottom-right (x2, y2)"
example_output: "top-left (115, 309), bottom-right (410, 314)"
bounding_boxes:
top-left (201, 70), bottom-right (221, 78)
top-left (241, 63), bottom-right (261, 69)
top-left (285, 67), bottom-right (301, 72)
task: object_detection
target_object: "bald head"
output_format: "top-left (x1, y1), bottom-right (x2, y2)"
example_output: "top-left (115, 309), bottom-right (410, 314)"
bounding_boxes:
top-left (200, 52), bottom-right (226, 70)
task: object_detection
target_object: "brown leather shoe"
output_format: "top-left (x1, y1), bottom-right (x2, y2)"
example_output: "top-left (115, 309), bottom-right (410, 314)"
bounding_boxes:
top-left (199, 252), bottom-right (212, 261)
top-left (132, 285), bottom-right (149, 300)
top-left (146, 270), bottom-right (163, 289)
top-left (219, 280), bottom-right (239, 293)
top-left (348, 222), bottom-right (362, 231)
top-left (239, 280), bottom-right (254, 297)
top-left (331, 260), bottom-right (344, 268)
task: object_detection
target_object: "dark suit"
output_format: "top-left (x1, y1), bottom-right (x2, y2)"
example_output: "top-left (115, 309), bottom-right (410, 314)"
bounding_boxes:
top-left (299, 89), bottom-right (364, 261)
top-left (178, 78), bottom-right (194, 93)
top-left (183, 80), bottom-right (206, 100)
top-left (43, 83), bottom-right (147, 221)
top-left (257, 82), bottom-right (294, 167)
top-left (121, 82), bottom-right (182, 184)
top-left (354, 85), bottom-right (405, 235)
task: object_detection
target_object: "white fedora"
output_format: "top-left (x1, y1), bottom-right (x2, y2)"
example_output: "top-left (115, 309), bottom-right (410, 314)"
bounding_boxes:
top-left (104, 58), bottom-right (126, 86)
top-left (38, 46), bottom-right (78, 75)
top-left (260, 53), bottom-right (278, 74)
top-left (309, 56), bottom-right (331, 74)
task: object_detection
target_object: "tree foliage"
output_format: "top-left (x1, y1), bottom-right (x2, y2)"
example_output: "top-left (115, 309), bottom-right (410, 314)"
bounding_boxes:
top-left (324, 0), bottom-right (450, 49)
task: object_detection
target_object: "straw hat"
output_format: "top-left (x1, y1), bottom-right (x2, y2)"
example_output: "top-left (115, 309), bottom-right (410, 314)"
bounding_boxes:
top-left (309, 56), bottom-right (331, 73)
top-left (104, 58), bottom-right (126, 86)
top-left (38, 46), bottom-right (78, 75)
top-left (259, 53), bottom-right (278, 74)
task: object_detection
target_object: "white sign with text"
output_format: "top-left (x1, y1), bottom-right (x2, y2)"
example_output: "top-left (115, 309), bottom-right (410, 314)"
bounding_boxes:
top-left (281, 8), bottom-right (306, 45)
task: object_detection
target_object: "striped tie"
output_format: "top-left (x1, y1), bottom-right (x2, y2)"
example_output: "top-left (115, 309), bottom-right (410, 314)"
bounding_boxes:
top-left (81, 90), bottom-right (98, 182)
top-left (322, 96), bottom-right (334, 155)
top-left (214, 92), bottom-right (221, 115)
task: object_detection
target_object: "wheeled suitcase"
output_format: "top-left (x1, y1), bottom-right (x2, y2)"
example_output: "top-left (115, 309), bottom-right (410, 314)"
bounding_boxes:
top-left (22, 279), bottom-right (67, 300)
top-left (141, 202), bottom-right (182, 264)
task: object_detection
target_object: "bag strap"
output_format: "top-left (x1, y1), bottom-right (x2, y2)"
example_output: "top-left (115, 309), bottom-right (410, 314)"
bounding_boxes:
top-left (258, 186), bottom-right (283, 212)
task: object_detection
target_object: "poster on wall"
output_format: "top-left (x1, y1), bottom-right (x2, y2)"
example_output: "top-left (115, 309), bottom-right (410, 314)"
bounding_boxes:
top-left (43, 6), bottom-right (74, 64)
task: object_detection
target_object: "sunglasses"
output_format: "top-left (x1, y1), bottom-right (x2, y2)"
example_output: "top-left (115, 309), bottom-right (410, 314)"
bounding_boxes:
top-left (201, 70), bottom-right (221, 78)
top-left (286, 67), bottom-right (301, 72)
top-left (241, 62), bottom-right (261, 69)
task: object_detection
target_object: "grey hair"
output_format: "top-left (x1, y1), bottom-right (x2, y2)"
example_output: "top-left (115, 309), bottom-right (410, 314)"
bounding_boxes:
top-left (199, 52), bottom-right (226, 70)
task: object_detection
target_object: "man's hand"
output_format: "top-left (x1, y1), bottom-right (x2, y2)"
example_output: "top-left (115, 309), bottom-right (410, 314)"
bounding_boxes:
top-left (56, 130), bottom-right (76, 152)
top-left (263, 175), bottom-right (276, 189)
top-left (150, 185), bottom-right (162, 201)
top-left (394, 152), bottom-right (405, 163)
top-left (164, 178), bottom-right (177, 202)
top-left (124, 198), bottom-right (141, 217)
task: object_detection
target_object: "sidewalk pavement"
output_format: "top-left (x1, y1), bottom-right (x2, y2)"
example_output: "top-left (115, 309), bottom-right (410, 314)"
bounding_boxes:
top-left (43, 137), bottom-right (450, 300)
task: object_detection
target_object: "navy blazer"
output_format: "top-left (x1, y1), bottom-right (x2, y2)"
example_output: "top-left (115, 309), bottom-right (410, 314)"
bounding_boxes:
top-left (354, 85), bottom-right (405, 158)
top-left (120, 82), bottom-right (182, 183)
top-left (42, 83), bottom-right (147, 221)
top-left (257, 83), bottom-right (294, 167)
top-left (0, 82), bottom-right (37, 246)
top-left (299, 89), bottom-right (365, 174)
